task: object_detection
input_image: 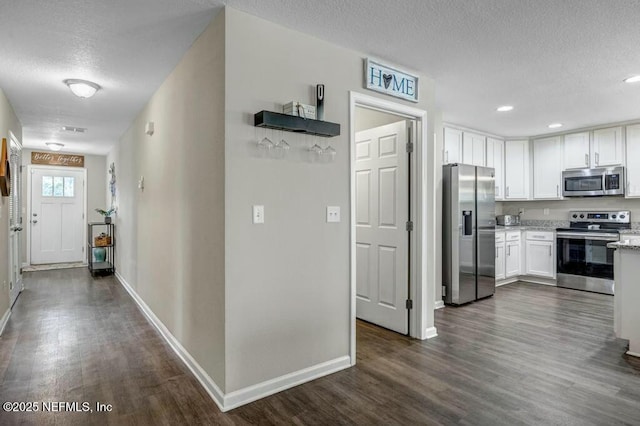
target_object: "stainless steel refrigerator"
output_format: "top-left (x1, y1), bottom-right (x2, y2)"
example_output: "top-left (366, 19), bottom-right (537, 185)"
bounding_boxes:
top-left (443, 164), bottom-right (496, 305)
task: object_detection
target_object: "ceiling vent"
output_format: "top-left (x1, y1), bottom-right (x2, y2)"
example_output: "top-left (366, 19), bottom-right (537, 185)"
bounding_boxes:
top-left (61, 126), bottom-right (87, 133)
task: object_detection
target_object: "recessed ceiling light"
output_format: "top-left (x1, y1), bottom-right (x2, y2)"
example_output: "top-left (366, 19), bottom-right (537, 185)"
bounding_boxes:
top-left (46, 142), bottom-right (64, 152)
top-left (624, 75), bottom-right (640, 83)
top-left (63, 79), bottom-right (101, 98)
top-left (496, 105), bottom-right (514, 112)
top-left (548, 123), bottom-right (563, 129)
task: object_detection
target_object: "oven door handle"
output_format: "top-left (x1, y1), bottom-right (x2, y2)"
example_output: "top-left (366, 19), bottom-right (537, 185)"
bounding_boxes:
top-left (556, 232), bottom-right (619, 241)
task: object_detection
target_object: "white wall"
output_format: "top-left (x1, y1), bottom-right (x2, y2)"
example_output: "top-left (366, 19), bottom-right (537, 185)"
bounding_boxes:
top-left (223, 8), bottom-right (436, 392)
top-left (0, 87), bottom-right (22, 320)
top-left (107, 10), bottom-right (226, 389)
top-left (354, 107), bottom-right (404, 132)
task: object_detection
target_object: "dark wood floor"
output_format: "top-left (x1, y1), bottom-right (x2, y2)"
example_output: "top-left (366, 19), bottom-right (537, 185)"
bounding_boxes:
top-left (1, 270), bottom-right (639, 425)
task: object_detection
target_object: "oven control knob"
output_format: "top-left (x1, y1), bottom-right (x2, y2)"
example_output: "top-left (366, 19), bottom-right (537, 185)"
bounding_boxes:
top-left (579, 214), bottom-right (585, 219)
top-left (620, 214), bottom-right (626, 219)
top-left (612, 215), bottom-right (617, 219)
top-left (572, 214), bottom-right (578, 218)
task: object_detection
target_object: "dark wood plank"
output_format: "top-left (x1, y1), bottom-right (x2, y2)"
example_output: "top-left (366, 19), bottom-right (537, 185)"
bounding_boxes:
top-left (1, 270), bottom-right (639, 425)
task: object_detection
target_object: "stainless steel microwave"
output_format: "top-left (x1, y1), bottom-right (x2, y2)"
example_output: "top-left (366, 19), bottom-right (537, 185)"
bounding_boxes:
top-left (562, 166), bottom-right (624, 197)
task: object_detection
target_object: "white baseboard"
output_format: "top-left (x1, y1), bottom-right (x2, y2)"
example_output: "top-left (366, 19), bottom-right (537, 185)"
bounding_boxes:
top-left (0, 308), bottom-right (11, 336)
top-left (423, 326), bottom-right (438, 339)
top-left (519, 277), bottom-right (557, 286)
top-left (496, 278), bottom-right (518, 287)
top-left (434, 300), bottom-right (445, 310)
top-left (115, 272), bottom-right (225, 410)
top-left (115, 272), bottom-right (352, 412)
top-left (627, 350), bottom-right (640, 358)
top-left (223, 355), bottom-right (351, 411)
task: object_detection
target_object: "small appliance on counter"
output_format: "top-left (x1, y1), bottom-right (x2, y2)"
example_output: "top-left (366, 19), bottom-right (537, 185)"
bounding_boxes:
top-left (496, 214), bottom-right (520, 226)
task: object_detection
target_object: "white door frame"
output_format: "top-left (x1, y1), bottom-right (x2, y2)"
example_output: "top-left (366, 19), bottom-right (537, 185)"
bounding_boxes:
top-left (349, 91), bottom-right (438, 364)
top-left (26, 164), bottom-right (88, 266)
top-left (7, 131), bottom-right (23, 300)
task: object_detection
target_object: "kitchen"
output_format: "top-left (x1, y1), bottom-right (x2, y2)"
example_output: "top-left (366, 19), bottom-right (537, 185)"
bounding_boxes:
top-left (441, 120), bottom-right (640, 358)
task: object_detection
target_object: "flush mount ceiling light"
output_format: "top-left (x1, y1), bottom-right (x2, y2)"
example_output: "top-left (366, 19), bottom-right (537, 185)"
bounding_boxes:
top-left (548, 123), bottom-right (563, 129)
top-left (496, 105), bottom-right (514, 112)
top-left (63, 79), bottom-right (101, 98)
top-left (61, 126), bottom-right (87, 133)
top-left (623, 75), bottom-right (640, 83)
top-left (46, 142), bottom-right (64, 151)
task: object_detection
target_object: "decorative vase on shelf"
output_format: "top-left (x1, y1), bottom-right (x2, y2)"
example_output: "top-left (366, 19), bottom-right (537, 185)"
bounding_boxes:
top-left (93, 247), bottom-right (106, 263)
top-left (105, 216), bottom-right (112, 224)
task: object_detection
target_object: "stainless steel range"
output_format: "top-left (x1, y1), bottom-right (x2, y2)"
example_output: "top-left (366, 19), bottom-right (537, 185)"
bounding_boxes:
top-left (556, 210), bottom-right (630, 295)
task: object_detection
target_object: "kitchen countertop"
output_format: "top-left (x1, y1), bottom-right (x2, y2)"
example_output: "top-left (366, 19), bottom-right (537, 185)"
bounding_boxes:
top-left (608, 238), bottom-right (640, 250)
top-left (619, 229), bottom-right (640, 235)
top-left (495, 225), bottom-right (556, 232)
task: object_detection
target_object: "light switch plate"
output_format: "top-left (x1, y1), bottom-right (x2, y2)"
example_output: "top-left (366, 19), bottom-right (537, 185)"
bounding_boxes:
top-left (253, 205), bottom-right (264, 224)
top-left (327, 206), bottom-right (340, 223)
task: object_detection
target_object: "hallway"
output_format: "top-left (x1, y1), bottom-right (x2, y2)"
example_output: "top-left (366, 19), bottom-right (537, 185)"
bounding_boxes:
top-left (1, 270), bottom-right (640, 425)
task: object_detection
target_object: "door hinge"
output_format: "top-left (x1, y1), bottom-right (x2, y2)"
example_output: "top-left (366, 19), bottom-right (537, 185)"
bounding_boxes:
top-left (406, 142), bottom-right (414, 153)
top-left (406, 221), bottom-right (413, 232)
top-left (406, 299), bottom-right (413, 310)
top-left (442, 285), bottom-right (447, 297)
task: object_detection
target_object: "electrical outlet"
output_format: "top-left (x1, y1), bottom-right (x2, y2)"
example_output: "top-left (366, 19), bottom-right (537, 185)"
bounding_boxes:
top-left (327, 206), bottom-right (340, 223)
top-left (253, 205), bottom-right (264, 224)
top-left (543, 208), bottom-right (550, 215)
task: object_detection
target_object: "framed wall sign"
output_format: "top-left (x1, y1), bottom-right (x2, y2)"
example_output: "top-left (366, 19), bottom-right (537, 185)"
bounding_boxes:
top-left (31, 151), bottom-right (85, 167)
top-left (364, 58), bottom-right (419, 103)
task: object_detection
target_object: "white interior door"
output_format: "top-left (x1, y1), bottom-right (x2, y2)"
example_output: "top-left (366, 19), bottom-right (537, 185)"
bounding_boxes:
top-left (8, 135), bottom-right (23, 307)
top-left (30, 168), bottom-right (85, 264)
top-left (355, 120), bottom-right (409, 334)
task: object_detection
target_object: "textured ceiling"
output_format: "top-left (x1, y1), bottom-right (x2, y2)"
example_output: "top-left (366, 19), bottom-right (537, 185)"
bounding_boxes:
top-left (1, 1), bottom-right (640, 154)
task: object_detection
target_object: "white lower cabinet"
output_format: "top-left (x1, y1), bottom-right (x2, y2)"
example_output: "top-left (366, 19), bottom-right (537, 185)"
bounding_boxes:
top-left (505, 231), bottom-right (521, 278)
top-left (495, 232), bottom-right (506, 280)
top-left (524, 232), bottom-right (555, 278)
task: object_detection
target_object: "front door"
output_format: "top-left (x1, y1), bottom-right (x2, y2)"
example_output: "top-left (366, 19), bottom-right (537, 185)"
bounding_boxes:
top-left (8, 135), bottom-right (23, 307)
top-left (355, 120), bottom-right (410, 334)
top-left (30, 167), bottom-right (85, 264)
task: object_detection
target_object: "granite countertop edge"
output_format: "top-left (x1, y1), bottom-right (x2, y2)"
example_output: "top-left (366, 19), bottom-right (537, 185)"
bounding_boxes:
top-left (608, 241), bottom-right (640, 250)
top-left (494, 226), bottom-right (557, 232)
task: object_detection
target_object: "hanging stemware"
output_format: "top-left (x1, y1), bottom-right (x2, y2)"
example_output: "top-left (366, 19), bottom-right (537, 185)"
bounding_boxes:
top-left (273, 129), bottom-right (290, 159)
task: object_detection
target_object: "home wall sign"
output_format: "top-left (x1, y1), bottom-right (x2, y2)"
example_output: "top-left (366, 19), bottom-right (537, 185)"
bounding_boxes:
top-left (364, 58), bottom-right (419, 103)
top-left (31, 151), bottom-right (85, 168)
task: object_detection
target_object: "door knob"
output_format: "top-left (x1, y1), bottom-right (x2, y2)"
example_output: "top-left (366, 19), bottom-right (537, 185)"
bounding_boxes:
top-left (16, 227), bottom-right (22, 232)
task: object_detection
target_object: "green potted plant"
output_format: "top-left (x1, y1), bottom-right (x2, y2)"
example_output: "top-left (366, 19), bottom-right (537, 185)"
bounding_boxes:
top-left (96, 208), bottom-right (115, 224)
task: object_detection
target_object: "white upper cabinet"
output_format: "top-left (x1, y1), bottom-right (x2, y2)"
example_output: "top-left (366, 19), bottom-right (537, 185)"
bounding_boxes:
top-left (563, 128), bottom-right (623, 169)
top-left (532, 136), bottom-right (563, 199)
top-left (462, 132), bottom-right (486, 166)
top-left (504, 140), bottom-right (530, 200)
top-left (626, 124), bottom-right (640, 198)
top-left (563, 132), bottom-right (590, 169)
top-left (443, 127), bottom-right (462, 165)
top-left (592, 126), bottom-right (624, 167)
top-left (486, 138), bottom-right (504, 200)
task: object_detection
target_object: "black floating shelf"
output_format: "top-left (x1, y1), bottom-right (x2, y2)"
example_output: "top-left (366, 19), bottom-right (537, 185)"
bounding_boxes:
top-left (254, 110), bottom-right (340, 138)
